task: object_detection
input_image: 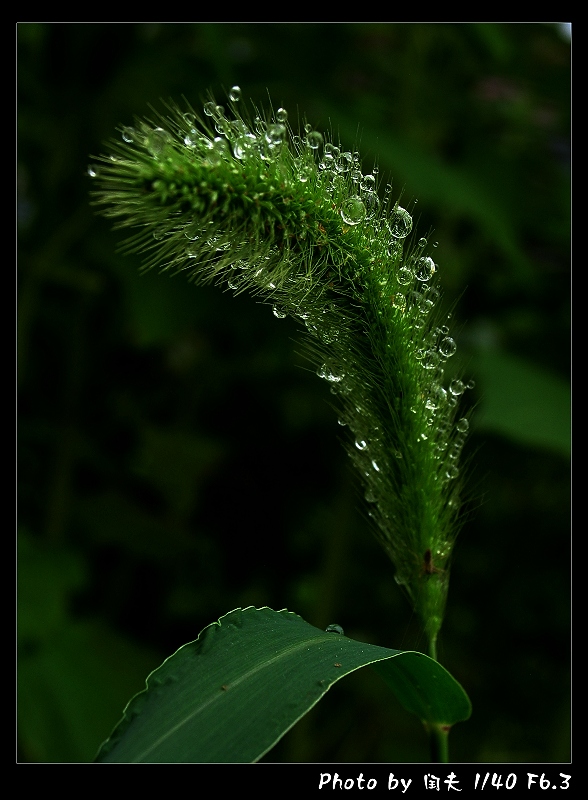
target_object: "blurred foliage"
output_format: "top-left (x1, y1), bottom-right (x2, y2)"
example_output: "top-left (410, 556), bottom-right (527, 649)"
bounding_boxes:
top-left (18, 23), bottom-right (570, 763)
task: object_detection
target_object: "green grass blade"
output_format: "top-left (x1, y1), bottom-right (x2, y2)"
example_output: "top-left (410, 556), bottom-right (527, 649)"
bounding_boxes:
top-left (96, 607), bottom-right (471, 763)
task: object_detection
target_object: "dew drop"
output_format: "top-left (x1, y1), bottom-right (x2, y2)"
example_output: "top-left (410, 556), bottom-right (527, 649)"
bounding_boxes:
top-left (449, 379), bottom-right (465, 396)
top-left (445, 464), bottom-right (459, 480)
top-left (341, 196), bottom-right (367, 226)
top-left (184, 129), bottom-right (200, 148)
top-left (326, 624), bottom-right (344, 635)
top-left (355, 439), bottom-right (368, 451)
top-left (439, 336), bottom-right (457, 358)
top-left (233, 132), bottom-right (257, 160)
top-left (416, 256), bottom-right (436, 281)
top-left (266, 123), bottom-right (286, 147)
top-left (448, 441), bottom-right (462, 460)
top-left (467, 379), bottom-right (476, 390)
top-left (362, 190), bottom-right (380, 217)
top-left (204, 136), bottom-right (228, 165)
top-left (121, 126), bottom-right (139, 144)
top-left (397, 266), bottom-right (413, 286)
top-left (272, 306), bottom-right (287, 319)
top-left (229, 85), bottom-right (242, 102)
top-left (337, 152), bottom-right (354, 173)
top-left (276, 107), bottom-right (288, 123)
top-left (361, 174), bottom-right (376, 192)
top-left (418, 237), bottom-right (427, 248)
top-left (87, 164), bottom-right (99, 178)
top-left (306, 130), bottom-right (323, 150)
top-left (423, 349), bottom-right (441, 370)
top-left (388, 207), bottom-right (413, 239)
top-left (145, 127), bottom-right (170, 156)
top-left (456, 417), bottom-right (469, 434)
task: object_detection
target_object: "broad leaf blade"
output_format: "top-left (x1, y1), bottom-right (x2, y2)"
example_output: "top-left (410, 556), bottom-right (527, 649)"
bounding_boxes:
top-left (96, 607), bottom-right (470, 763)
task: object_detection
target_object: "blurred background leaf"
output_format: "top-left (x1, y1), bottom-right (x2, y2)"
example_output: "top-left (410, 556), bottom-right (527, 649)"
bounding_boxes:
top-left (18, 22), bottom-right (570, 762)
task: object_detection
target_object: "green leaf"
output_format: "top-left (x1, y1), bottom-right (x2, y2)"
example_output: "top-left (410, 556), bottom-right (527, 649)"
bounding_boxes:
top-left (96, 607), bottom-right (471, 763)
top-left (473, 350), bottom-right (571, 457)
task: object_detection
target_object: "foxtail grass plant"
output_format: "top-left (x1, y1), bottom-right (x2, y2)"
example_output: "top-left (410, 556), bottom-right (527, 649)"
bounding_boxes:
top-left (89, 87), bottom-right (474, 763)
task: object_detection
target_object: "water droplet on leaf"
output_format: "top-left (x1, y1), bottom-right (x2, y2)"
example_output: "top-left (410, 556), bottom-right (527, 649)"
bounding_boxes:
top-left (326, 624), bottom-right (344, 635)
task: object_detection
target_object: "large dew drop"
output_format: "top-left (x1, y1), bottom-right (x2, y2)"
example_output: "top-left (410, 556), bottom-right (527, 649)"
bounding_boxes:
top-left (306, 130), bottom-right (323, 150)
top-left (145, 128), bottom-right (170, 156)
top-left (341, 197), bottom-right (367, 226)
top-left (388, 207), bottom-right (413, 239)
top-left (416, 257), bottom-right (436, 281)
top-left (439, 336), bottom-right (457, 358)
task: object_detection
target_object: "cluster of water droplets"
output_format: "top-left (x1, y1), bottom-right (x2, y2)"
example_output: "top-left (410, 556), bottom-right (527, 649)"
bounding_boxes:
top-left (90, 87), bottom-right (475, 491)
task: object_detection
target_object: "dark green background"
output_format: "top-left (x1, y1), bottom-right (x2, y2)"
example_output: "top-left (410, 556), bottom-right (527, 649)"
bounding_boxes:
top-left (18, 23), bottom-right (570, 763)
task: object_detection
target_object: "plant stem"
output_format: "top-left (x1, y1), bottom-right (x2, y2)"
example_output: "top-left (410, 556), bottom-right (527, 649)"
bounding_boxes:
top-left (427, 723), bottom-right (450, 763)
top-left (427, 633), bottom-right (438, 663)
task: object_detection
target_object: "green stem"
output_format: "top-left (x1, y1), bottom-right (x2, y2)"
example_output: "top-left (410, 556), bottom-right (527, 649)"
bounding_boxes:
top-left (427, 723), bottom-right (450, 763)
top-left (427, 632), bottom-right (438, 662)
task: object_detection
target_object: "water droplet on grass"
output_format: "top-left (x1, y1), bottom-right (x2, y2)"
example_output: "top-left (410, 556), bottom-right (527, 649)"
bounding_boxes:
top-left (397, 267), bottom-right (413, 286)
top-left (341, 197), bottom-right (367, 225)
top-left (456, 417), bottom-right (469, 433)
top-left (449, 379), bottom-right (465, 396)
top-left (439, 337), bottom-right (457, 358)
top-left (145, 128), bottom-right (170, 156)
top-left (121, 126), bottom-right (139, 144)
top-left (416, 257), bottom-right (435, 281)
top-left (306, 130), bottom-right (323, 149)
top-left (388, 207), bottom-right (412, 239)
